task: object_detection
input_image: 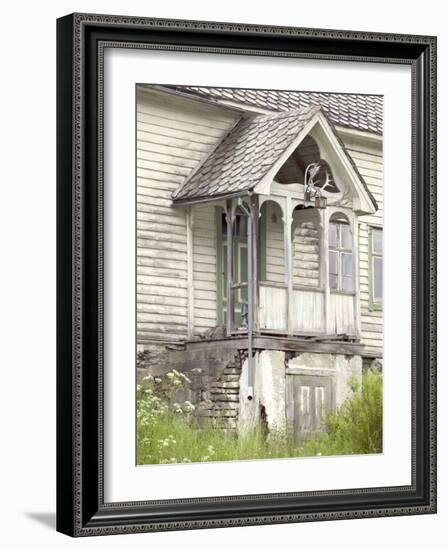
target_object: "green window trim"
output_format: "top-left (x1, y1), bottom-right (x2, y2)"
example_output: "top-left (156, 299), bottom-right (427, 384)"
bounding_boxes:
top-left (215, 206), bottom-right (267, 325)
top-left (328, 218), bottom-right (355, 294)
top-left (215, 207), bottom-right (225, 325)
top-left (368, 225), bottom-right (383, 311)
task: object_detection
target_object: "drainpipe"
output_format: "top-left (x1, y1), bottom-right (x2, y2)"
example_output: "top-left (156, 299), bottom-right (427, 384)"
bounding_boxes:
top-left (238, 200), bottom-right (254, 400)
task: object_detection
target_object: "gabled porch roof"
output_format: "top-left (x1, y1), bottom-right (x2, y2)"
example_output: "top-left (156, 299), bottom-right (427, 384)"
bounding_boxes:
top-left (171, 106), bottom-right (377, 214)
top-left (172, 105), bottom-right (319, 204)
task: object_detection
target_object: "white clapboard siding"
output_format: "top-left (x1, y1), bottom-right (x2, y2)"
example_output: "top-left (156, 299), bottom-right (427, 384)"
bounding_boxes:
top-left (292, 213), bottom-right (320, 288)
top-left (136, 87), bottom-right (240, 343)
top-left (342, 133), bottom-right (384, 357)
top-left (345, 139), bottom-right (383, 225)
top-left (357, 222), bottom-right (383, 356)
top-left (192, 206), bottom-right (217, 334)
top-left (264, 202), bottom-right (285, 284)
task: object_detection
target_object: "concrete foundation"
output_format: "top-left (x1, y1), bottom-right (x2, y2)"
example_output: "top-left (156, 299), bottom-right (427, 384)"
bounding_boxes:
top-left (138, 340), bottom-right (362, 438)
top-left (238, 350), bottom-right (362, 436)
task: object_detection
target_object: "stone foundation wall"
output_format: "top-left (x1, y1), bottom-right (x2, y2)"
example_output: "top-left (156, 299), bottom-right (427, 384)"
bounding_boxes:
top-left (138, 342), bottom-right (362, 437)
top-left (138, 343), bottom-right (244, 432)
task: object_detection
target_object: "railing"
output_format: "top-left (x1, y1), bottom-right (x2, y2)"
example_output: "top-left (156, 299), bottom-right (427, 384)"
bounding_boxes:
top-left (292, 287), bottom-right (325, 333)
top-left (328, 292), bottom-right (356, 335)
top-left (258, 282), bottom-right (287, 331)
top-left (258, 283), bottom-right (357, 336)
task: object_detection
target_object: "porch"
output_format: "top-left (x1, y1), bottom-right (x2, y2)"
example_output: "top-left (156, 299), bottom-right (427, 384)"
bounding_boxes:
top-left (212, 193), bottom-right (360, 342)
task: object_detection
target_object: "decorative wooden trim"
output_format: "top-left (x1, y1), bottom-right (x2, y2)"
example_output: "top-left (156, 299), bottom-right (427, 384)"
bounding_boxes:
top-left (226, 199), bottom-right (234, 336)
top-left (251, 195), bottom-right (260, 332)
top-left (283, 197), bottom-right (294, 336)
top-left (320, 209), bottom-right (331, 334)
top-left (215, 206), bottom-right (225, 325)
top-left (258, 202), bottom-right (267, 281)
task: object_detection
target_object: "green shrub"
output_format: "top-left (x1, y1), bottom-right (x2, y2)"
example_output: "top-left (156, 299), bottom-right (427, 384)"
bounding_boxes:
top-left (300, 369), bottom-right (383, 456)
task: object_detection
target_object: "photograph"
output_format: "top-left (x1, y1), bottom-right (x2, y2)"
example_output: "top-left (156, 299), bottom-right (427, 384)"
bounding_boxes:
top-left (53, 9), bottom-right (436, 538)
top-left (135, 84), bottom-right (384, 465)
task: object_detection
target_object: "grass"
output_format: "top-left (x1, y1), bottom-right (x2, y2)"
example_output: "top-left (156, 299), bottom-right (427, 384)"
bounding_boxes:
top-left (137, 369), bottom-right (382, 465)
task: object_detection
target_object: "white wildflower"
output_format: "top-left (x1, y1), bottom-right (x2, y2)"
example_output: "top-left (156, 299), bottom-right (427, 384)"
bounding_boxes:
top-left (183, 401), bottom-right (195, 413)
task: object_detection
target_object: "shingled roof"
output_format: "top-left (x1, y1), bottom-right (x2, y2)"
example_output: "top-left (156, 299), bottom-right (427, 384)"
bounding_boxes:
top-left (173, 105), bottom-right (320, 203)
top-left (168, 86), bottom-right (383, 135)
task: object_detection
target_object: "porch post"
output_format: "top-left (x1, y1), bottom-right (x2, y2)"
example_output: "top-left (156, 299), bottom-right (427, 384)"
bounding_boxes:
top-left (351, 213), bottom-right (361, 337)
top-left (320, 208), bottom-right (331, 334)
top-left (284, 197), bottom-right (294, 336)
top-left (226, 199), bottom-right (234, 336)
top-left (250, 195), bottom-right (259, 332)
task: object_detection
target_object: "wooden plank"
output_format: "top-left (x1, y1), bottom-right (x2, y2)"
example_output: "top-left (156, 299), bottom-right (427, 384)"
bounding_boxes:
top-left (137, 211), bottom-right (186, 226)
top-left (184, 335), bottom-right (365, 356)
top-left (136, 238), bottom-right (187, 253)
top-left (292, 289), bottom-right (325, 333)
top-left (186, 208), bottom-right (195, 338)
top-left (137, 125), bottom-right (219, 146)
top-left (137, 229), bottom-right (186, 245)
top-left (137, 167), bottom-right (185, 184)
top-left (137, 102), bottom-right (237, 129)
top-left (137, 112), bottom-right (228, 138)
top-left (137, 282), bottom-right (187, 296)
top-left (137, 294), bottom-right (188, 307)
top-left (136, 157), bottom-right (192, 177)
top-left (137, 88), bottom-right (238, 125)
top-left (328, 293), bottom-right (356, 335)
top-left (137, 257), bottom-right (187, 271)
top-left (137, 142), bottom-right (203, 162)
top-left (259, 286), bottom-right (287, 331)
top-left (137, 132), bottom-right (212, 154)
top-left (136, 246), bottom-right (187, 260)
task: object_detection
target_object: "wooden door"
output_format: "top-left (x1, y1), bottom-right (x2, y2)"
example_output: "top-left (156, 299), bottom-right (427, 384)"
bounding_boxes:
top-left (286, 373), bottom-right (335, 440)
top-left (222, 239), bottom-right (248, 328)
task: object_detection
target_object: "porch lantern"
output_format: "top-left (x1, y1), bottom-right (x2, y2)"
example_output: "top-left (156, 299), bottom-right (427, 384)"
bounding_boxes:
top-left (304, 160), bottom-right (330, 209)
top-left (314, 194), bottom-right (327, 209)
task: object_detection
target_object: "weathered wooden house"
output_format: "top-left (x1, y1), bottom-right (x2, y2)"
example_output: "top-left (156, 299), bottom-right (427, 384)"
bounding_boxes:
top-left (136, 85), bottom-right (383, 437)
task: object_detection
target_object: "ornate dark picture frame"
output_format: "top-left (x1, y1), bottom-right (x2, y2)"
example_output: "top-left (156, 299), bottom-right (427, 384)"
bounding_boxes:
top-left (56, 13), bottom-right (437, 537)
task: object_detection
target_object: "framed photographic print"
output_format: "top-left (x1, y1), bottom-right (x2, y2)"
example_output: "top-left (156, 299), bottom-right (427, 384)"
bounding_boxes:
top-left (56, 13), bottom-right (437, 536)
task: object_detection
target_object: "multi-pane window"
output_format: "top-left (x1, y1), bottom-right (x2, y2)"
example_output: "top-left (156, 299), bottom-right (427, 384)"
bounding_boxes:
top-left (370, 227), bottom-right (383, 307)
top-left (328, 218), bottom-right (354, 292)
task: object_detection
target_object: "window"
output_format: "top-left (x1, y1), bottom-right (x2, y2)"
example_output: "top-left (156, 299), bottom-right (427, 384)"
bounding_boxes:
top-left (370, 227), bottom-right (383, 307)
top-left (328, 217), bottom-right (354, 293)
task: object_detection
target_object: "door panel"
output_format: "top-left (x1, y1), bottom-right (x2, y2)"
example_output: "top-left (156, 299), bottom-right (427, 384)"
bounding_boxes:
top-left (286, 374), bottom-right (335, 440)
top-left (221, 239), bottom-right (248, 328)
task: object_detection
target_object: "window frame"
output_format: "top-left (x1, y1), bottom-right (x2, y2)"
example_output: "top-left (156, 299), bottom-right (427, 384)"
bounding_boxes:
top-left (328, 217), bottom-right (355, 295)
top-left (369, 225), bottom-right (383, 310)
